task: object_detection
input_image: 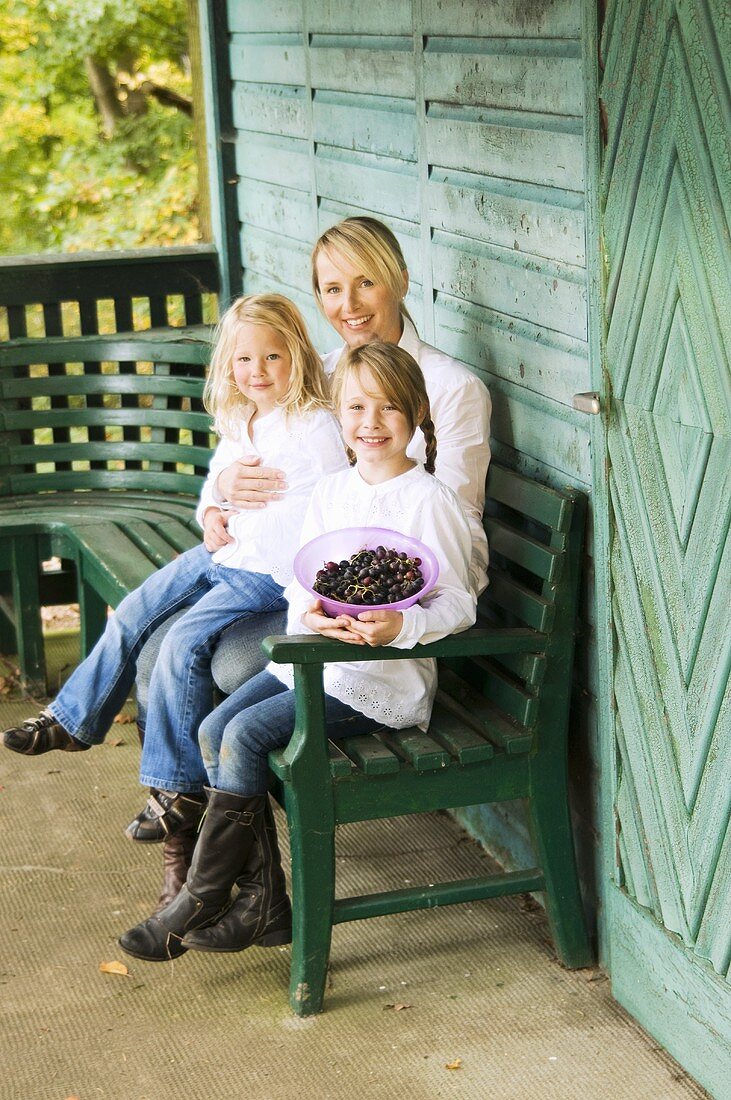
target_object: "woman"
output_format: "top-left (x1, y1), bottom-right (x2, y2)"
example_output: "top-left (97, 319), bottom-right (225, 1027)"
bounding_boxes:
top-left (132, 216), bottom-right (492, 912)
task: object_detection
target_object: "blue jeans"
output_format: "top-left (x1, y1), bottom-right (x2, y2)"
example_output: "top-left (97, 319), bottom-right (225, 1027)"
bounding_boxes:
top-left (49, 544), bottom-right (287, 792)
top-left (198, 670), bottom-right (384, 795)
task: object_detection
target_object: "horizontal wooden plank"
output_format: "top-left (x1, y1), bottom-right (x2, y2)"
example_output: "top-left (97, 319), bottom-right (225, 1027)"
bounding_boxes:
top-left (310, 36), bottom-right (414, 99)
top-left (487, 463), bottom-right (573, 531)
top-left (1, 408), bottom-right (211, 433)
top-left (0, 247), bottom-right (219, 308)
top-left (481, 570), bottom-right (555, 632)
top-left (307, 1), bottom-right (412, 35)
top-left (226, 0), bottom-right (301, 33)
top-left (327, 742), bottom-right (354, 777)
top-left (378, 727), bottom-right (452, 771)
top-left (315, 146), bottom-right (420, 222)
top-left (264, 626), bottom-right (547, 665)
top-left (438, 667), bottom-right (534, 753)
top-left (426, 104), bottom-right (585, 191)
top-left (337, 734), bottom-right (401, 774)
top-left (313, 90), bottom-right (417, 161)
top-left (428, 695), bottom-right (495, 763)
top-left (235, 131), bottom-right (311, 192)
top-left (432, 292), bottom-right (590, 408)
top-left (431, 230), bottom-right (587, 341)
top-left (229, 33), bottom-right (307, 85)
top-left (238, 180), bottom-right (316, 241)
top-left (4, 470), bottom-right (203, 496)
top-left (1, 374), bottom-right (205, 401)
top-left (240, 225), bottom-right (313, 293)
top-left (424, 39), bottom-right (583, 115)
top-left (232, 81), bottom-right (308, 139)
top-left (485, 516), bottom-right (561, 581)
top-left (421, 0), bottom-right (581, 37)
top-left (427, 168), bottom-right (585, 266)
top-left (0, 326), bottom-right (212, 368)
top-left (488, 375), bottom-right (592, 482)
top-left (6, 442), bottom-right (212, 469)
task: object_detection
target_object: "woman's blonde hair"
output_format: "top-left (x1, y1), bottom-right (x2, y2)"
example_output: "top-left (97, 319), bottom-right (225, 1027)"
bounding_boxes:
top-left (203, 294), bottom-right (330, 437)
top-left (311, 216), bottom-right (414, 328)
top-left (331, 342), bottom-right (436, 473)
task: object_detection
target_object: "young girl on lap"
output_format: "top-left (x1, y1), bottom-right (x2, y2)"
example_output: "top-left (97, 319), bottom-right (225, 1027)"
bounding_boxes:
top-left (3, 295), bottom-right (348, 848)
top-left (119, 341), bottom-right (477, 962)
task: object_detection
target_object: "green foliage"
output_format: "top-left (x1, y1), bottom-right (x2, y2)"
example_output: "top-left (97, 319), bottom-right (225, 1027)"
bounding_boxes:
top-left (0, 0), bottom-right (200, 255)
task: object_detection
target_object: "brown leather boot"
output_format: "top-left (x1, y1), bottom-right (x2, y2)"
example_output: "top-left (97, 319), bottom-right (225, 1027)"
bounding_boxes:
top-left (182, 795), bottom-right (291, 953)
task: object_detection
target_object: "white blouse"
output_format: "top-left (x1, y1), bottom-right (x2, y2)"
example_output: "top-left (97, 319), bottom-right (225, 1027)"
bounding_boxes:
top-left (268, 464), bottom-right (477, 730)
top-left (322, 317), bottom-right (491, 595)
top-left (196, 407), bottom-right (349, 586)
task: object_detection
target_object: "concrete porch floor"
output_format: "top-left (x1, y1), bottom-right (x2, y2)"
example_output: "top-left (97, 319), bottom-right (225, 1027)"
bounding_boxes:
top-left (0, 633), bottom-right (709, 1100)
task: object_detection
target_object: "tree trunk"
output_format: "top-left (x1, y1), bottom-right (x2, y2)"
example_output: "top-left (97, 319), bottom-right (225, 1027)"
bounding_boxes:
top-left (84, 56), bottom-right (123, 137)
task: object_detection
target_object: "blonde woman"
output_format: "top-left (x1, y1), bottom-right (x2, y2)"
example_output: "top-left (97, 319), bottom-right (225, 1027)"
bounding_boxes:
top-left (3, 295), bottom-right (348, 839)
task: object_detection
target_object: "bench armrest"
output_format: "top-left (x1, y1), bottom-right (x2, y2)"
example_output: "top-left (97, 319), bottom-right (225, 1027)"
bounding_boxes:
top-left (263, 625), bottom-right (546, 666)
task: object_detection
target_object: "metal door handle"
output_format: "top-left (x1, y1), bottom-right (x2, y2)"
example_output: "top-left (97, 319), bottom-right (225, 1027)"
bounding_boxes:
top-left (572, 392), bottom-right (601, 414)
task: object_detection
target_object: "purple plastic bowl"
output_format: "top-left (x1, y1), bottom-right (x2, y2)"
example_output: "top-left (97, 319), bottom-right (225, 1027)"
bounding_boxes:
top-left (294, 526), bottom-right (440, 618)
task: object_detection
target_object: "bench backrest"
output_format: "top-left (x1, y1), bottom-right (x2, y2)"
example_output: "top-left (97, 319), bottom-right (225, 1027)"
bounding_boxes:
top-left (441, 462), bottom-right (584, 757)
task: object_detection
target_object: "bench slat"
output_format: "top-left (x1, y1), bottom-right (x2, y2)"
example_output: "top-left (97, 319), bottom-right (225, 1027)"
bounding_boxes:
top-left (438, 668), bottom-right (533, 754)
top-left (378, 728), bottom-right (452, 771)
top-left (428, 696), bottom-right (495, 763)
top-left (465, 655), bottom-right (538, 728)
top-left (2, 408), bottom-right (211, 432)
top-left (485, 517), bottom-right (561, 582)
top-left (6, 470), bottom-right (204, 494)
top-left (482, 570), bottom-right (554, 632)
top-left (337, 734), bottom-right (401, 774)
top-left (8, 442), bottom-right (213, 468)
top-left (1, 374), bottom-right (205, 400)
top-left (486, 464), bottom-right (572, 532)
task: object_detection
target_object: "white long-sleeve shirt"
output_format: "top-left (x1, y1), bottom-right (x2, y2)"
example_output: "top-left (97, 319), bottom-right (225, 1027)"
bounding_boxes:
top-left (322, 317), bottom-right (491, 595)
top-left (195, 406), bottom-right (349, 586)
top-left (268, 463), bottom-right (477, 730)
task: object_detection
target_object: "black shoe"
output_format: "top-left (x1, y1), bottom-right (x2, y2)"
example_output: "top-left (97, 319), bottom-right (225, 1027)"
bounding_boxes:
top-left (2, 710), bottom-right (90, 755)
top-left (124, 789), bottom-right (206, 844)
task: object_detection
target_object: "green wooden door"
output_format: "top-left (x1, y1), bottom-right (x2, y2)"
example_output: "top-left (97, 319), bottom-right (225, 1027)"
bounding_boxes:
top-left (600, 0), bottom-right (731, 1091)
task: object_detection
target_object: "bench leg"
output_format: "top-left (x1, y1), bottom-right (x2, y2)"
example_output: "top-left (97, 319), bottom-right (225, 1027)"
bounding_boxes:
top-left (285, 791), bottom-right (336, 1016)
top-left (10, 538), bottom-right (47, 696)
top-left (79, 581), bottom-right (109, 659)
top-left (528, 773), bottom-right (594, 969)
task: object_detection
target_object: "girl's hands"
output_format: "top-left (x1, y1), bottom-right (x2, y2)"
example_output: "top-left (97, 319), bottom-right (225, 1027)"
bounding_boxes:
top-left (302, 604), bottom-right (403, 647)
top-left (346, 609), bottom-right (404, 647)
top-left (302, 601), bottom-right (366, 644)
top-left (216, 456), bottom-right (287, 509)
top-left (202, 507), bottom-right (233, 552)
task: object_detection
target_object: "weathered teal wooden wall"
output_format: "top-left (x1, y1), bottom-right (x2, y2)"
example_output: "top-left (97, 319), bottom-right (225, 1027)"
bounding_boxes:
top-left (216, 0), bottom-right (597, 906)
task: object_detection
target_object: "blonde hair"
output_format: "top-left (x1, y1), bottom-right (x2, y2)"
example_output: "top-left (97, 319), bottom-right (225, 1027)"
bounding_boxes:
top-left (331, 342), bottom-right (436, 474)
top-left (203, 294), bottom-right (330, 437)
top-left (311, 216), bottom-right (415, 329)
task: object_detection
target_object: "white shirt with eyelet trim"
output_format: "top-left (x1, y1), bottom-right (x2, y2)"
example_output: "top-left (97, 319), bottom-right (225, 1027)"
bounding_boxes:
top-left (267, 463), bottom-right (477, 731)
top-left (195, 405), bottom-right (349, 586)
top-left (322, 317), bottom-right (491, 596)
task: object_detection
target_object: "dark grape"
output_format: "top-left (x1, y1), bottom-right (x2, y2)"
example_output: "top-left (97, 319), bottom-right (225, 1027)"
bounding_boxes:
top-left (311, 545), bottom-right (427, 607)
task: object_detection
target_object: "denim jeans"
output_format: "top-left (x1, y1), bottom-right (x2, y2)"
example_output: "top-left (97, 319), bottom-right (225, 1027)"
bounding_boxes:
top-left (198, 670), bottom-right (385, 795)
top-left (49, 543), bottom-right (286, 792)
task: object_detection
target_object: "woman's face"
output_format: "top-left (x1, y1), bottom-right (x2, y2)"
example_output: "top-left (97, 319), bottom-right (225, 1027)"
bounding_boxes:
top-left (315, 248), bottom-right (406, 348)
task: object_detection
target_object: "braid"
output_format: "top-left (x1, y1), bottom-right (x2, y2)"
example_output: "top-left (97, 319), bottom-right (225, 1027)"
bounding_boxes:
top-left (420, 413), bottom-right (437, 474)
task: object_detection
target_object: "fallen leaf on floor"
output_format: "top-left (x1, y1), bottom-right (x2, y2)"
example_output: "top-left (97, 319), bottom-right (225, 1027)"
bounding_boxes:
top-left (107, 736), bottom-right (125, 746)
top-left (113, 712), bottom-right (135, 725)
top-left (585, 970), bottom-right (607, 982)
top-left (100, 960), bottom-right (129, 976)
top-left (383, 1002), bottom-right (412, 1012)
top-left (445, 1059), bottom-right (462, 1070)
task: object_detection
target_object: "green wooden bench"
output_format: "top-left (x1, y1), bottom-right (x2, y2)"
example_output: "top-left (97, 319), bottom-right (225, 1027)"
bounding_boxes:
top-left (0, 328), bottom-right (214, 692)
top-left (264, 462), bottom-right (593, 1015)
top-left (0, 248), bottom-right (218, 692)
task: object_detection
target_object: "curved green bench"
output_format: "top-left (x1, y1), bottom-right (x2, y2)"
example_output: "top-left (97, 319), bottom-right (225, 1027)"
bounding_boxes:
top-left (0, 327), bottom-right (214, 692)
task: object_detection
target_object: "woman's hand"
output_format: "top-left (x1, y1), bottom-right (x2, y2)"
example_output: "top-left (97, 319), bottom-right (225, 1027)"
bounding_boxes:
top-left (202, 508), bottom-right (233, 552)
top-left (346, 609), bottom-right (404, 647)
top-left (216, 456), bottom-right (287, 509)
top-left (302, 601), bottom-right (366, 644)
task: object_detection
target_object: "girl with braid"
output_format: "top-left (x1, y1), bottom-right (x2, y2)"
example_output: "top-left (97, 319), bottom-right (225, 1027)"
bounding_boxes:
top-left (119, 341), bottom-right (476, 962)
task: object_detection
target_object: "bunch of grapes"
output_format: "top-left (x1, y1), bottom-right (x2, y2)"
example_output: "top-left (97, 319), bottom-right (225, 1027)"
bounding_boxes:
top-left (312, 545), bottom-right (426, 606)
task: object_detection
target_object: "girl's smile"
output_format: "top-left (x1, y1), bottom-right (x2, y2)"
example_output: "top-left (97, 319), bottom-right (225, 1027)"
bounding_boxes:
top-left (339, 368), bottom-right (415, 484)
top-left (315, 250), bottom-right (406, 349)
top-left (232, 323), bottom-right (292, 416)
